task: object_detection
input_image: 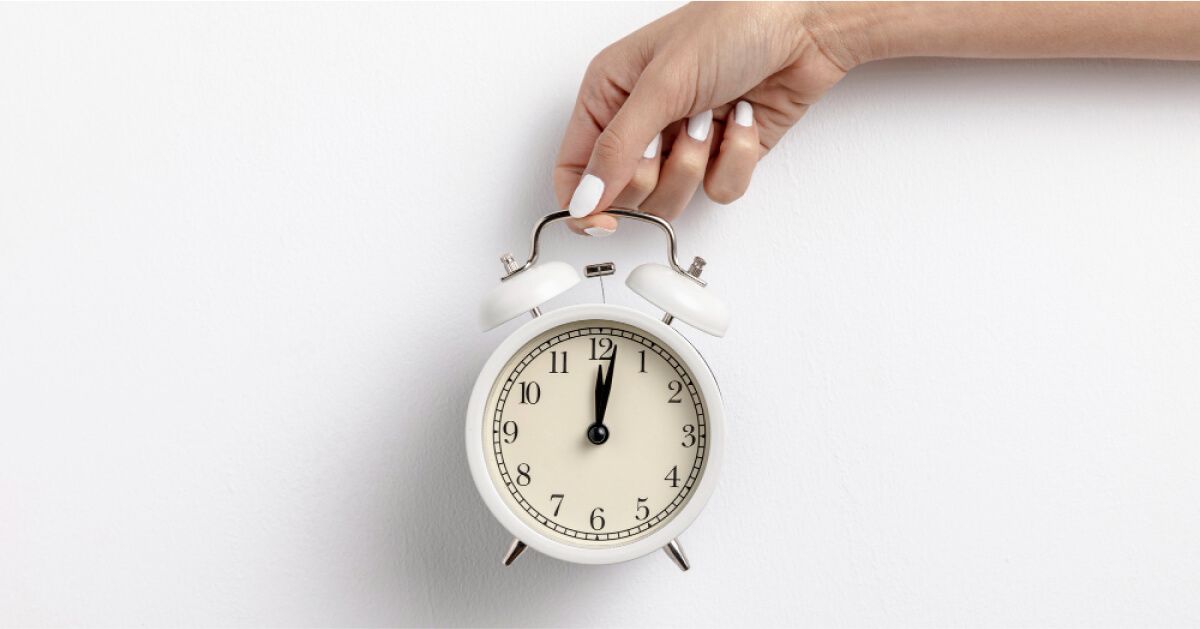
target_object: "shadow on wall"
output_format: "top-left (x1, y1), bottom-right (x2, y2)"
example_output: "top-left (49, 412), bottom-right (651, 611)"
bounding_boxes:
top-left (377, 314), bottom-right (645, 626)
top-left (328, 111), bottom-right (653, 625)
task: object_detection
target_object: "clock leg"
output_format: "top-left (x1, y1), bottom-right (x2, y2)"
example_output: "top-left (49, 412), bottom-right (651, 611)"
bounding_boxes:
top-left (502, 538), bottom-right (527, 566)
top-left (662, 538), bottom-right (690, 572)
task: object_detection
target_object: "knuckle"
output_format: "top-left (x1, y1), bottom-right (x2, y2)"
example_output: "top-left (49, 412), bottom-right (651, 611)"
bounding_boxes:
top-left (627, 168), bottom-right (658, 196)
top-left (674, 154), bottom-right (708, 181)
top-left (592, 130), bottom-right (626, 165)
top-left (581, 52), bottom-right (622, 106)
top-left (584, 49), bottom-right (613, 81)
top-left (721, 135), bottom-right (759, 156)
top-left (642, 71), bottom-right (691, 117)
top-left (705, 180), bottom-right (744, 205)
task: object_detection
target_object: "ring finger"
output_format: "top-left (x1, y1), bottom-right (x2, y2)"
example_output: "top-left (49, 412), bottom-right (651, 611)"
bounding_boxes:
top-left (639, 110), bottom-right (714, 221)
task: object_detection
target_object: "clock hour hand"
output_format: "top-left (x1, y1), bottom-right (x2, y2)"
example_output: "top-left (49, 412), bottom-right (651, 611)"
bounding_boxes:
top-left (588, 345), bottom-right (616, 445)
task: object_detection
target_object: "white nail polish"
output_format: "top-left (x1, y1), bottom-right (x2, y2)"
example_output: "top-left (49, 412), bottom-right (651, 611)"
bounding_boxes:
top-left (568, 174), bottom-right (605, 218)
top-left (584, 226), bottom-right (615, 238)
top-left (643, 133), bottom-right (661, 159)
top-left (687, 110), bottom-right (713, 141)
top-left (734, 100), bottom-right (754, 127)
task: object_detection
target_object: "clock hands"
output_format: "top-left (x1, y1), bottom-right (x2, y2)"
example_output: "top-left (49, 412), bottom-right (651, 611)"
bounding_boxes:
top-left (587, 344), bottom-right (616, 445)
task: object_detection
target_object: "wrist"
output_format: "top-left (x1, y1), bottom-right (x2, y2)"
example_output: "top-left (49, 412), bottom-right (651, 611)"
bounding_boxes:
top-left (799, 2), bottom-right (942, 68)
top-left (795, 2), bottom-right (1200, 71)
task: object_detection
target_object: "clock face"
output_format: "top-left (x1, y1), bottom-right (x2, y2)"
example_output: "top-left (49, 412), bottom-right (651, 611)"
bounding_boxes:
top-left (482, 318), bottom-right (709, 547)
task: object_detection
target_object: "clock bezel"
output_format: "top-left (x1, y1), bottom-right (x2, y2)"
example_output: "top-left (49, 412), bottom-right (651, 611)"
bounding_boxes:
top-left (465, 303), bottom-right (724, 565)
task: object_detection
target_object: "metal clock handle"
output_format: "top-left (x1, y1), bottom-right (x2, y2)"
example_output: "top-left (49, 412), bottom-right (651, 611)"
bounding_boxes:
top-left (502, 208), bottom-right (706, 287)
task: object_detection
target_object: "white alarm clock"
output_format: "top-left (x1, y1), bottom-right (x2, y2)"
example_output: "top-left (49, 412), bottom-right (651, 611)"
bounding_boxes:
top-left (466, 209), bottom-right (729, 570)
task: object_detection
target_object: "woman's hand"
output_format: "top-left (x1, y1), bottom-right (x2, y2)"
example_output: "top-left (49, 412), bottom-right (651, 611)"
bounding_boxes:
top-left (554, 2), bottom-right (856, 236)
top-left (555, 1), bottom-right (1200, 236)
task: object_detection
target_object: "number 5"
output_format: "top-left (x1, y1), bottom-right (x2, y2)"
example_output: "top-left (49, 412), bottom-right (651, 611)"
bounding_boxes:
top-left (635, 497), bottom-right (649, 521)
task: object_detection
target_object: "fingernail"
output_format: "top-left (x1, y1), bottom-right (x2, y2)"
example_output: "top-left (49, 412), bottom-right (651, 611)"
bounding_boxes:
top-left (568, 174), bottom-right (605, 218)
top-left (734, 100), bottom-right (754, 127)
top-left (687, 110), bottom-right (713, 141)
top-left (643, 133), bottom-right (661, 159)
top-left (584, 226), bottom-right (615, 238)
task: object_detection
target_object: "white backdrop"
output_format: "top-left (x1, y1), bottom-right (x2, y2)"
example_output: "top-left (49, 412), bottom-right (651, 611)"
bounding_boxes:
top-left (3, 3), bottom-right (1199, 627)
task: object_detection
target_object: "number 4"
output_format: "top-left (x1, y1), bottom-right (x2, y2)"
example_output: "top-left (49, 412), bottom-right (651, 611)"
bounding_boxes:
top-left (664, 465), bottom-right (679, 488)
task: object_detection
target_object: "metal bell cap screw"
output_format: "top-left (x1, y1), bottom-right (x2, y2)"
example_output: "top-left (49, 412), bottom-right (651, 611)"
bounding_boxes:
top-left (627, 257), bottom-right (729, 337)
top-left (479, 254), bottom-right (580, 330)
top-left (501, 253), bottom-right (541, 318)
top-left (663, 257), bottom-right (706, 325)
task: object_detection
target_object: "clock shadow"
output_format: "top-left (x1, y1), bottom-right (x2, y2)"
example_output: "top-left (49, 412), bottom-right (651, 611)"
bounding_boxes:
top-left (327, 108), bottom-right (660, 624)
top-left (380, 328), bottom-right (647, 626)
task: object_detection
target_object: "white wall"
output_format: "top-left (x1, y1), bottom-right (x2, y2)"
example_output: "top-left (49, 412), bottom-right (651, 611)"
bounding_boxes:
top-left (3, 3), bottom-right (1199, 626)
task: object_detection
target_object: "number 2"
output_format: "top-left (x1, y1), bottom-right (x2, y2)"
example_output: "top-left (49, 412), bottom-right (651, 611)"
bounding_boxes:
top-left (667, 380), bottom-right (683, 403)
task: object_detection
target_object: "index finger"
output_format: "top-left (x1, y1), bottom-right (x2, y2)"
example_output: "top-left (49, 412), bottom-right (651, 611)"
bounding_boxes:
top-left (553, 48), bottom-right (647, 209)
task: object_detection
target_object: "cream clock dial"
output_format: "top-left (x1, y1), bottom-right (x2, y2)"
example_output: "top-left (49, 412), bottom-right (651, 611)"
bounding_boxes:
top-left (483, 319), bottom-right (708, 547)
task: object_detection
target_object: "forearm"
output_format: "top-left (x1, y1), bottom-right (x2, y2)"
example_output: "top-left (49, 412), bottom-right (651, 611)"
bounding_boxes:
top-left (817, 2), bottom-right (1200, 67)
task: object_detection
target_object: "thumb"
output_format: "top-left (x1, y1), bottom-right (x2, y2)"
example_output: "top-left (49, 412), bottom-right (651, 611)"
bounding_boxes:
top-left (566, 67), bottom-right (681, 218)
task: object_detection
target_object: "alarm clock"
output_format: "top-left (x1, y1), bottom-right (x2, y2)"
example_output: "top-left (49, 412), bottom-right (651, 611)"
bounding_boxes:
top-left (466, 209), bottom-right (729, 570)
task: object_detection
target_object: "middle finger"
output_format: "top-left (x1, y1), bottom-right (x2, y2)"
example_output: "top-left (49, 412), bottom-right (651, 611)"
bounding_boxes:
top-left (639, 110), bottom-right (714, 221)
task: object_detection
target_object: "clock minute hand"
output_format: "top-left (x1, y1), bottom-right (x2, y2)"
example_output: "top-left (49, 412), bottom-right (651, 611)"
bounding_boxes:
top-left (588, 345), bottom-right (616, 445)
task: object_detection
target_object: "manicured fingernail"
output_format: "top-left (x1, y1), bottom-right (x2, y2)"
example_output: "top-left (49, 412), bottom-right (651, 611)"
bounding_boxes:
top-left (643, 133), bottom-right (661, 159)
top-left (734, 100), bottom-right (754, 127)
top-left (687, 110), bottom-right (713, 141)
top-left (584, 226), bottom-right (615, 238)
top-left (568, 174), bottom-right (604, 218)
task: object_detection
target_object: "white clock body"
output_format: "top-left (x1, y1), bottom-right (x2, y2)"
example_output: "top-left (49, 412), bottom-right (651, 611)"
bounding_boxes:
top-left (465, 303), bottom-right (725, 565)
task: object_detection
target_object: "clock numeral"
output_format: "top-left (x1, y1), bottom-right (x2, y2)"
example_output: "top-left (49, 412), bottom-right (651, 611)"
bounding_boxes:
top-left (638, 350), bottom-right (647, 373)
top-left (681, 424), bottom-right (696, 447)
top-left (502, 420), bottom-right (519, 444)
top-left (515, 463), bottom-right (531, 486)
top-left (518, 381), bottom-right (541, 404)
top-left (664, 465), bottom-right (680, 488)
top-left (590, 337), bottom-right (614, 360)
top-left (667, 380), bottom-right (684, 403)
top-left (549, 351), bottom-right (568, 374)
top-left (589, 507), bottom-right (606, 531)
top-left (635, 497), bottom-right (649, 521)
top-left (550, 493), bottom-right (564, 517)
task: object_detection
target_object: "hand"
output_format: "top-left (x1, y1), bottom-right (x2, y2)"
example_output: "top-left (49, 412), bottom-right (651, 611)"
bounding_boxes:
top-left (554, 2), bottom-right (855, 236)
top-left (554, 2), bottom-right (1200, 237)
